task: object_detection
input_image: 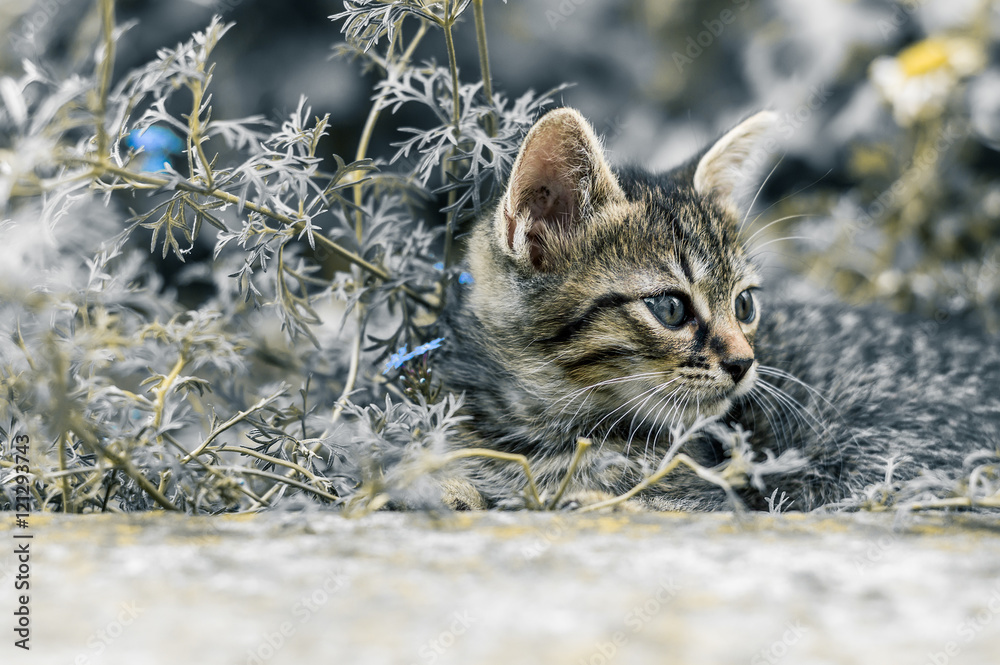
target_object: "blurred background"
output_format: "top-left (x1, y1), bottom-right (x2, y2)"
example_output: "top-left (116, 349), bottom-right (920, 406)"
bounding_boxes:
top-left (2, 0), bottom-right (998, 325)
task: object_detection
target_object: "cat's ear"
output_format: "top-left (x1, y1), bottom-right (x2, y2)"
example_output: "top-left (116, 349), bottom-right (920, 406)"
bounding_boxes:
top-left (497, 107), bottom-right (624, 269)
top-left (693, 111), bottom-right (777, 211)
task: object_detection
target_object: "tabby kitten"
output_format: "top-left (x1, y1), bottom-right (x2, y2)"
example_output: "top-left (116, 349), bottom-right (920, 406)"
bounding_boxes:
top-left (436, 108), bottom-right (1000, 511)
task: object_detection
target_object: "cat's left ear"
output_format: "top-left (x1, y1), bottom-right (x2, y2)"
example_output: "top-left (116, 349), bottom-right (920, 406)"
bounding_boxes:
top-left (693, 111), bottom-right (777, 211)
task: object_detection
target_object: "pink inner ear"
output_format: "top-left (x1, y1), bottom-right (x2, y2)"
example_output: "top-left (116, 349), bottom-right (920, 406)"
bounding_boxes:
top-left (526, 183), bottom-right (576, 228)
top-left (504, 117), bottom-right (594, 267)
top-left (506, 141), bottom-right (580, 250)
top-left (506, 179), bottom-right (577, 269)
top-left (525, 183), bottom-right (576, 268)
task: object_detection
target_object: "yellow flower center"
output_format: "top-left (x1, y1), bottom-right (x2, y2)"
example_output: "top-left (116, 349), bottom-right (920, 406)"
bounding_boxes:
top-left (897, 39), bottom-right (951, 78)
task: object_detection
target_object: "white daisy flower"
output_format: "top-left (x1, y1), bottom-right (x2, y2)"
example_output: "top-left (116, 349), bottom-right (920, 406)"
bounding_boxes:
top-left (870, 37), bottom-right (986, 126)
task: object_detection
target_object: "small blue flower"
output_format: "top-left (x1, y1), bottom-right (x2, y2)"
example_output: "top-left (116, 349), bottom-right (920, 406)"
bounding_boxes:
top-left (432, 261), bottom-right (474, 285)
top-left (382, 337), bottom-right (445, 374)
top-left (126, 126), bottom-right (184, 173)
top-left (127, 126), bottom-right (184, 154)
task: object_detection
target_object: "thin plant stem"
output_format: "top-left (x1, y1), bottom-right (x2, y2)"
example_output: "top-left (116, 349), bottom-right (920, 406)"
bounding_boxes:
top-left (94, 0), bottom-right (116, 158)
top-left (441, 448), bottom-right (544, 508)
top-left (152, 353), bottom-right (186, 431)
top-left (250, 483), bottom-right (283, 510)
top-left (216, 446), bottom-right (324, 483)
top-left (546, 438), bottom-right (591, 509)
top-left (331, 329), bottom-right (363, 424)
top-left (181, 388), bottom-right (286, 463)
top-left (69, 416), bottom-right (179, 511)
top-left (441, 0), bottom-right (462, 274)
top-left (57, 432), bottom-right (72, 513)
top-left (212, 466), bottom-right (341, 503)
top-left (472, 0), bottom-right (496, 136)
top-left (163, 434), bottom-right (271, 508)
top-left (907, 496), bottom-right (1000, 511)
top-left (442, 187), bottom-right (458, 276)
top-left (46, 337), bottom-right (75, 513)
top-left (186, 63), bottom-right (215, 189)
top-left (442, 0), bottom-right (461, 137)
top-left (578, 453), bottom-right (734, 513)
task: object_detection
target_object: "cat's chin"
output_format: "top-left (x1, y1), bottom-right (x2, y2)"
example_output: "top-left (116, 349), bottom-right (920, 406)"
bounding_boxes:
top-left (681, 374), bottom-right (758, 421)
top-left (680, 397), bottom-right (733, 422)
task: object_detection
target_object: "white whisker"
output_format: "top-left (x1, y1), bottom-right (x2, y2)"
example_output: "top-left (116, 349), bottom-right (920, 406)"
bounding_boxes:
top-left (743, 214), bottom-right (816, 250)
top-left (739, 154), bottom-right (786, 235)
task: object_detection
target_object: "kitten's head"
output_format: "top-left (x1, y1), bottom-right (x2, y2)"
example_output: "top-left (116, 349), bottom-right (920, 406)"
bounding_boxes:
top-left (467, 108), bottom-right (775, 431)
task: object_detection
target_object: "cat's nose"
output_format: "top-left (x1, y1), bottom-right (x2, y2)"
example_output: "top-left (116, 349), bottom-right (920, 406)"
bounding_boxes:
top-left (721, 357), bottom-right (753, 383)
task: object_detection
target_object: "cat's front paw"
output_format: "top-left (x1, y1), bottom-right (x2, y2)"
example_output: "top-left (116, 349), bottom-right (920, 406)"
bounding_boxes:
top-left (440, 478), bottom-right (488, 511)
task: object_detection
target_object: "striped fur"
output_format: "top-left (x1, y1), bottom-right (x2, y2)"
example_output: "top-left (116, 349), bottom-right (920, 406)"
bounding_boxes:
top-left (436, 109), bottom-right (1000, 511)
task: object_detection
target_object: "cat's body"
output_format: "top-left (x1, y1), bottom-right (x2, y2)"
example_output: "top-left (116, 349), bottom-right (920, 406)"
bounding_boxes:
top-left (435, 108), bottom-right (1000, 511)
top-left (738, 296), bottom-right (1000, 509)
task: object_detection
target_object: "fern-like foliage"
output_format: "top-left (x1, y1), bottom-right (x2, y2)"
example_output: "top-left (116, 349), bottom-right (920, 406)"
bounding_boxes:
top-left (4, 0), bottom-right (986, 516)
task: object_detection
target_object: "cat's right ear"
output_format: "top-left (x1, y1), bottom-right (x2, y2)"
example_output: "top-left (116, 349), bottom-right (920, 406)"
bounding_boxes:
top-left (496, 108), bottom-right (624, 270)
top-left (693, 111), bottom-right (777, 213)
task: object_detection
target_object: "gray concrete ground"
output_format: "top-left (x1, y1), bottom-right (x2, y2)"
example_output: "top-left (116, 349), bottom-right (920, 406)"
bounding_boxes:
top-left (3, 510), bottom-right (1000, 665)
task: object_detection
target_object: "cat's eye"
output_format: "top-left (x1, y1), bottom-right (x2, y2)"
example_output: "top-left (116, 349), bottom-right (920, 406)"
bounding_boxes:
top-left (735, 289), bottom-right (756, 323)
top-left (644, 294), bottom-right (686, 328)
